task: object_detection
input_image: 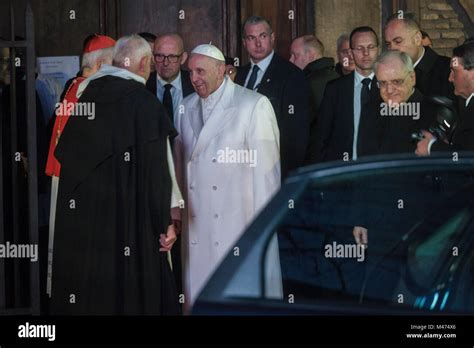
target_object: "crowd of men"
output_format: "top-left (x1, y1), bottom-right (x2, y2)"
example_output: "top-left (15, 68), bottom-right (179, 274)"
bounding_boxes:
top-left (4, 13), bottom-right (471, 315)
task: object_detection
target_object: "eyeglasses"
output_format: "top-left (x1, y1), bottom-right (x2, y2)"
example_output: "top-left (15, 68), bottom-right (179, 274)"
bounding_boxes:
top-left (377, 73), bottom-right (410, 89)
top-left (352, 45), bottom-right (378, 54)
top-left (153, 53), bottom-right (183, 63)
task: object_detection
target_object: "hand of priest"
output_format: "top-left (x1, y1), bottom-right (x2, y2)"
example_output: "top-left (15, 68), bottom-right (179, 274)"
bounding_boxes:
top-left (160, 224), bottom-right (177, 252)
top-left (415, 130), bottom-right (434, 157)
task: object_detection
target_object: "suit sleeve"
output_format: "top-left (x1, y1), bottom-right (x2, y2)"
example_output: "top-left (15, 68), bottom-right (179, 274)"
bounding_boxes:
top-left (304, 78), bottom-right (322, 165)
top-left (248, 96), bottom-right (281, 214)
top-left (431, 126), bottom-right (474, 152)
top-left (313, 82), bottom-right (336, 162)
top-left (280, 70), bottom-right (310, 176)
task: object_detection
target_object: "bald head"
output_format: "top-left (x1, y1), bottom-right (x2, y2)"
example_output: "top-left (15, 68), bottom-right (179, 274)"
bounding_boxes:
top-left (153, 33), bottom-right (188, 82)
top-left (155, 34), bottom-right (184, 53)
top-left (384, 12), bottom-right (423, 63)
top-left (290, 35), bottom-right (324, 70)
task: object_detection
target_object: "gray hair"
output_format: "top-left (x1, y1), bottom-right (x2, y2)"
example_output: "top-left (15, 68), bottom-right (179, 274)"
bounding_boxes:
top-left (112, 34), bottom-right (152, 69)
top-left (242, 16), bottom-right (273, 36)
top-left (81, 47), bottom-right (114, 69)
top-left (336, 34), bottom-right (349, 52)
top-left (374, 50), bottom-right (414, 73)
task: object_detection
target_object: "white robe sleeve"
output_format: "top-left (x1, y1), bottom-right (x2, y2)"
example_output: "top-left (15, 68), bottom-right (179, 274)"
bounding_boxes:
top-left (247, 95), bottom-right (281, 213)
top-left (247, 95), bottom-right (283, 299)
top-left (167, 137), bottom-right (183, 209)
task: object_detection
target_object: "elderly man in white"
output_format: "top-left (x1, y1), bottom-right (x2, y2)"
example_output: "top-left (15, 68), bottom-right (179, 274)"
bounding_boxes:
top-left (173, 44), bottom-right (282, 310)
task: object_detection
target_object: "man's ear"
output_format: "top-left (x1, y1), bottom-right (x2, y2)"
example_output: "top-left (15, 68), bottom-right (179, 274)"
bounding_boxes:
top-left (410, 70), bottom-right (416, 86)
top-left (468, 68), bottom-right (474, 86)
top-left (181, 52), bottom-right (188, 66)
top-left (94, 60), bottom-right (102, 71)
top-left (414, 30), bottom-right (422, 46)
top-left (270, 32), bottom-right (275, 46)
top-left (139, 55), bottom-right (149, 72)
top-left (219, 62), bottom-right (226, 76)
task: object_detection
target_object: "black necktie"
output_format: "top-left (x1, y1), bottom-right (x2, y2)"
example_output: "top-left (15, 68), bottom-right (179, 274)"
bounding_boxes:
top-left (163, 84), bottom-right (174, 123)
top-left (246, 65), bottom-right (260, 90)
top-left (361, 78), bottom-right (371, 107)
top-left (357, 78), bottom-right (372, 156)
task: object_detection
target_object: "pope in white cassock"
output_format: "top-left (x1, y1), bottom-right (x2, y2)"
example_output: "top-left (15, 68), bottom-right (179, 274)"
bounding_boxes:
top-left (173, 44), bottom-right (283, 310)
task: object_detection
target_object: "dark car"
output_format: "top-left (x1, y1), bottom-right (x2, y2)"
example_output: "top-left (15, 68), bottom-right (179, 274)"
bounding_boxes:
top-left (193, 154), bottom-right (474, 315)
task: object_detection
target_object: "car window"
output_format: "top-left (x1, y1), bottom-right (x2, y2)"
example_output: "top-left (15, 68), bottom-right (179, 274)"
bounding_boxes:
top-left (408, 208), bottom-right (470, 288)
top-left (195, 160), bottom-right (474, 315)
top-left (272, 167), bottom-right (474, 313)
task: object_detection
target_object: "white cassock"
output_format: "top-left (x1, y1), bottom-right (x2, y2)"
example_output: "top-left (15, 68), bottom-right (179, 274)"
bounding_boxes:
top-left (174, 76), bottom-right (283, 308)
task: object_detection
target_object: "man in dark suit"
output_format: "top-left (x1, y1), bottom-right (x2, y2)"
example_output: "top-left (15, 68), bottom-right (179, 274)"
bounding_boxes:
top-left (289, 35), bottom-right (339, 165)
top-left (416, 40), bottom-right (474, 154)
top-left (315, 26), bottom-right (381, 162)
top-left (373, 50), bottom-right (436, 154)
top-left (146, 33), bottom-right (194, 127)
top-left (235, 16), bottom-right (310, 179)
top-left (353, 50), bottom-right (437, 260)
top-left (384, 13), bottom-right (454, 100)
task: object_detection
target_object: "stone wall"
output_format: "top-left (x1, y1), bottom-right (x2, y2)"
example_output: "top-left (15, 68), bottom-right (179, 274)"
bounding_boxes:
top-left (415, 0), bottom-right (469, 57)
top-left (314, 0), bottom-right (382, 60)
top-left (314, 0), bottom-right (472, 61)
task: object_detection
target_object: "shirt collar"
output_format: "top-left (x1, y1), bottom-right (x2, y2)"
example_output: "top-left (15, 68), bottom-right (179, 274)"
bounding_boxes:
top-left (157, 71), bottom-right (182, 90)
top-left (413, 47), bottom-right (425, 68)
top-left (250, 50), bottom-right (274, 74)
top-left (354, 70), bottom-right (375, 85)
top-left (466, 93), bottom-right (474, 108)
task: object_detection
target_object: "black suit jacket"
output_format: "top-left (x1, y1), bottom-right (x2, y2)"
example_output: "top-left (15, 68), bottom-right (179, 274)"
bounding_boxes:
top-left (315, 72), bottom-right (381, 162)
top-left (376, 88), bottom-right (435, 155)
top-left (415, 46), bottom-right (454, 100)
top-left (235, 53), bottom-right (310, 179)
top-left (146, 69), bottom-right (194, 101)
top-left (432, 97), bottom-right (474, 152)
top-left (303, 57), bottom-right (339, 165)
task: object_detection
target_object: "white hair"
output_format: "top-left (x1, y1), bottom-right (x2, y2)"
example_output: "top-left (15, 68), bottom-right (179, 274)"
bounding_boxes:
top-left (374, 50), bottom-right (414, 74)
top-left (112, 34), bottom-right (152, 69)
top-left (81, 47), bottom-right (114, 69)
